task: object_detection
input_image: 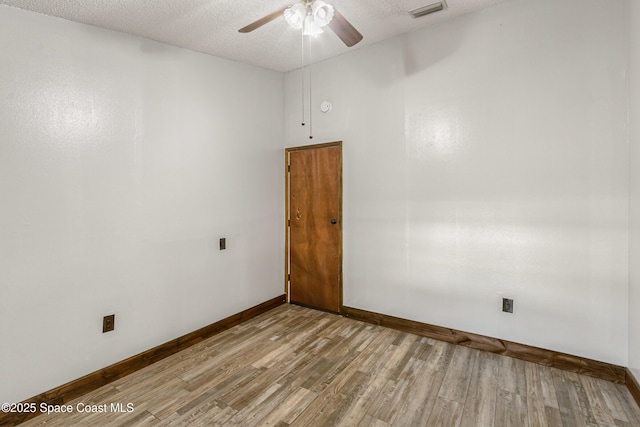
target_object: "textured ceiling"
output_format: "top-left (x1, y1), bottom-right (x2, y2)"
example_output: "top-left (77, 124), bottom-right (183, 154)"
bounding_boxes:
top-left (0, 0), bottom-right (511, 72)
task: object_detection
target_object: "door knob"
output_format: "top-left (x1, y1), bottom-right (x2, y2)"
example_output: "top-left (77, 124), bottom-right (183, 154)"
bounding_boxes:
top-left (331, 219), bottom-right (337, 224)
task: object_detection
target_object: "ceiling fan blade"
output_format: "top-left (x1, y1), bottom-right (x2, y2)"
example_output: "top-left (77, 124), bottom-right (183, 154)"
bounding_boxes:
top-left (238, 7), bottom-right (288, 33)
top-left (327, 8), bottom-right (363, 47)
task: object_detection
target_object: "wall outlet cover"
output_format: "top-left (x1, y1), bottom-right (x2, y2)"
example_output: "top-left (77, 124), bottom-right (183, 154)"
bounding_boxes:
top-left (103, 314), bottom-right (115, 333)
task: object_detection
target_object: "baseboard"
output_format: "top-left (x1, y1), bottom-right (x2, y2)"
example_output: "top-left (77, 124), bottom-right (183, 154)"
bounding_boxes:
top-left (341, 305), bottom-right (626, 384)
top-left (0, 294), bottom-right (286, 426)
top-left (626, 368), bottom-right (640, 408)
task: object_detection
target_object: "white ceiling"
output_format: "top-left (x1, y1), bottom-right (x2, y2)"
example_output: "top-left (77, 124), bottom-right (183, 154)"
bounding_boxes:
top-left (0, 0), bottom-right (511, 72)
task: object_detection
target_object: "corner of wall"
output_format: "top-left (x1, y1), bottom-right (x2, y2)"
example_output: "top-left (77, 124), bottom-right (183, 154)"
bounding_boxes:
top-left (629, 0), bottom-right (640, 380)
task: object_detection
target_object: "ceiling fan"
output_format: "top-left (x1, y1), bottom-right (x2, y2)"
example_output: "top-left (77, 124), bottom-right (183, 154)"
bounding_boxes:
top-left (238, 0), bottom-right (363, 47)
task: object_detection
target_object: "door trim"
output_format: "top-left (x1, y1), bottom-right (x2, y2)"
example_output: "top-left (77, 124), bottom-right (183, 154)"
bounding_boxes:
top-left (285, 141), bottom-right (343, 312)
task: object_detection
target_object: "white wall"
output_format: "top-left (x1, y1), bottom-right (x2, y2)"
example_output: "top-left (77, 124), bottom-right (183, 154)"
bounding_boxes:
top-left (0, 6), bottom-right (284, 403)
top-left (629, 0), bottom-right (640, 381)
top-left (285, 0), bottom-right (629, 365)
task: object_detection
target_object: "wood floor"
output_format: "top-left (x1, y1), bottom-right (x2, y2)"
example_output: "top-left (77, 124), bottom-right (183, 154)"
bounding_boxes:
top-left (21, 304), bottom-right (640, 426)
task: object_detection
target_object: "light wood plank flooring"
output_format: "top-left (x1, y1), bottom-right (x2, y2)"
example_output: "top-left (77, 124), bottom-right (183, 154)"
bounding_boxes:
top-left (21, 304), bottom-right (640, 426)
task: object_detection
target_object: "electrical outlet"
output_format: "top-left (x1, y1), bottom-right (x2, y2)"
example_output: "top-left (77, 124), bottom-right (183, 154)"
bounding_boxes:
top-left (220, 238), bottom-right (226, 250)
top-left (502, 298), bottom-right (514, 314)
top-left (103, 314), bottom-right (115, 333)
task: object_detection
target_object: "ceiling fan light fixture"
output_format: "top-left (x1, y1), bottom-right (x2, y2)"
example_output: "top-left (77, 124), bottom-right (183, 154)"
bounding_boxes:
top-left (311, 1), bottom-right (334, 27)
top-left (303, 14), bottom-right (324, 36)
top-left (285, 0), bottom-right (334, 36)
top-left (409, 1), bottom-right (447, 19)
top-left (284, 3), bottom-right (306, 29)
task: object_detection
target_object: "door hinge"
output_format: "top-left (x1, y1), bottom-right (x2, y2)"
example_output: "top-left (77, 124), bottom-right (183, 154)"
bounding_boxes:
top-left (288, 164), bottom-right (290, 172)
top-left (287, 274), bottom-right (291, 282)
top-left (288, 219), bottom-right (290, 227)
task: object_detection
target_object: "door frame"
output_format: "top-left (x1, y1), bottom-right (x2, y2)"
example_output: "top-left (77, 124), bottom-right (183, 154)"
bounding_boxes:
top-left (285, 141), bottom-right (343, 312)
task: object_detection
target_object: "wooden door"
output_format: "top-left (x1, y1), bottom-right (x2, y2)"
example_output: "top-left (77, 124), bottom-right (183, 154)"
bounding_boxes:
top-left (287, 142), bottom-right (342, 313)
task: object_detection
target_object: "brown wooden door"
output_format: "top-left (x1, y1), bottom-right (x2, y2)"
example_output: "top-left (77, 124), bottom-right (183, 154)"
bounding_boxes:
top-left (288, 143), bottom-right (342, 313)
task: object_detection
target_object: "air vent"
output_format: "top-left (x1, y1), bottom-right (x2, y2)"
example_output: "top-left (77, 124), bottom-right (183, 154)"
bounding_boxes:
top-left (409, 1), bottom-right (447, 18)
